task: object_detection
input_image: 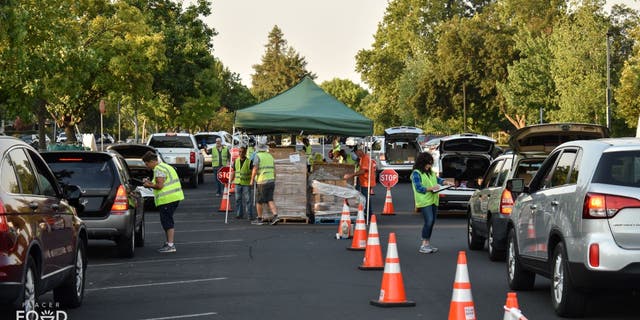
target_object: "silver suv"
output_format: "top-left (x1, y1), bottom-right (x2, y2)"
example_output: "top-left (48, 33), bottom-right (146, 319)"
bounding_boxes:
top-left (468, 123), bottom-right (608, 261)
top-left (505, 138), bottom-right (640, 317)
top-left (375, 126), bottom-right (423, 179)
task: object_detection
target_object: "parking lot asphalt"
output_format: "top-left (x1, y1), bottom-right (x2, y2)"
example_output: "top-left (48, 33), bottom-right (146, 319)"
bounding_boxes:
top-left (18, 173), bottom-right (638, 320)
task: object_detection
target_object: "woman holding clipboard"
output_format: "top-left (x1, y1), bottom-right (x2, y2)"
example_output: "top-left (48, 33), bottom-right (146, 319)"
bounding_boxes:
top-left (411, 152), bottom-right (451, 254)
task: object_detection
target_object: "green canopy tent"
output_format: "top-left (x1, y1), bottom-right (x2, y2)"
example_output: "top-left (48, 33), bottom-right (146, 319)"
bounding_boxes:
top-left (234, 76), bottom-right (373, 136)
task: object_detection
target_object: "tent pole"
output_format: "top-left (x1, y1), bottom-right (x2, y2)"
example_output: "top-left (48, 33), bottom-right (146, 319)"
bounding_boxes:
top-left (366, 140), bottom-right (373, 225)
top-left (225, 126), bottom-right (237, 224)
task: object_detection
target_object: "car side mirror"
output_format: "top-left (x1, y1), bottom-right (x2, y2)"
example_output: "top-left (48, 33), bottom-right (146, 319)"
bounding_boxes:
top-left (506, 178), bottom-right (525, 194)
top-left (63, 184), bottom-right (84, 212)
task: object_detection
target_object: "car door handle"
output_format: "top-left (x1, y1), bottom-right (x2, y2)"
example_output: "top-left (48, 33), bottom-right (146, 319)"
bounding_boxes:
top-left (529, 204), bottom-right (537, 210)
top-left (551, 200), bottom-right (559, 206)
top-left (51, 203), bottom-right (60, 211)
top-left (29, 202), bottom-right (39, 210)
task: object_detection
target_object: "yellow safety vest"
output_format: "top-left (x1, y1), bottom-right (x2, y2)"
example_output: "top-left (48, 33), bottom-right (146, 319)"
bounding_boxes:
top-left (412, 169), bottom-right (439, 207)
top-left (211, 146), bottom-right (229, 167)
top-left (233, 157), bottom-right (252, 186)
top-left (153, 163), bottom-right (185, 206)
top-left (256, 152), bottom-right (275, 184)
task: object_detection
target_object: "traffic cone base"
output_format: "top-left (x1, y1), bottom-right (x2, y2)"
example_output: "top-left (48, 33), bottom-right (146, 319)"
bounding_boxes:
top-left (381, 187), bottom-right (395, 215)
top-left (218, 185), bottom-right (231, 212)
top-left (359, 215), bottom-right (384, 270)
top-left (370, 233), bottom-right (416, 308)
top-left (347, 204), bottom-right (367, 251)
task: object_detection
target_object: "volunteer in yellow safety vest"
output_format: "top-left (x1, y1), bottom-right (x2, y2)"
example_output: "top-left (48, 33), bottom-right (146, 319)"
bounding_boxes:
top-left (211, 138), bottom-right (230, 196)
top-left (250, 142), bottom-right (279, 225)
top-left (230, 146), bottom-right (255, 221)
top-left (302, 137), bottom-right (312, 172)
top-left (143, 151), bottom-right (185, 253)
top-left (411, 152), bottom-right (450, 254)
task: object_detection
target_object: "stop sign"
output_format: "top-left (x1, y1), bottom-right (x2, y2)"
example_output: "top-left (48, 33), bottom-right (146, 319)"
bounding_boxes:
top-left (379, 169), bottom-right (399, 188)
top-left (217, 166), bottom-right (234, 184)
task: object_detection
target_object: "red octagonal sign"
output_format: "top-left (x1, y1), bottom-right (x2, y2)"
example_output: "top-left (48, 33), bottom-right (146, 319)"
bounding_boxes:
top-left (217, 166), bottom-right (234, 184)
top-left (379, 169), bottom-right (399, 188)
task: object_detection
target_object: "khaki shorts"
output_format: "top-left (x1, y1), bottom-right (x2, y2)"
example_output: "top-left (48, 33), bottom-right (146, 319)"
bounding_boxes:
top-left (256, 181), bottom-right (275, 204)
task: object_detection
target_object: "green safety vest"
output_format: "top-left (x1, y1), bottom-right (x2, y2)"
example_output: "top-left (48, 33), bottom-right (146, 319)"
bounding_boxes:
top-left (153, 162), bottom-right (185, 206)
top-left (345, 154), bottom-right (357, 165)
top-left (411, 169), bottom-right (439, 208)
top-left (304, 145), bottom-right (312, 165)
top-left (233, 157), bottom-right (252, 186)
top-left (211, 146), bottom-right (229, 167)
top-left (256, 152), bottom-right (275, 184)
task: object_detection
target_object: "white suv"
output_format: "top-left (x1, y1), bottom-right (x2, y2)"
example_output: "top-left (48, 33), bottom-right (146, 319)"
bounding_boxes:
top-left (505, 138), bottom-right (640, 317)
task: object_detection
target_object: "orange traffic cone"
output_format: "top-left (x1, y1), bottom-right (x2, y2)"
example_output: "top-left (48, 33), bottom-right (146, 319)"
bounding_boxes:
top-left (218, 184), bottom-right (231, 212)
top-left (359, 215), bottom-right (384, 270)
top-left (347, 203), bottom-right (367, 251)
top-left (448, 251), bottom-right (476, 320)
top-left (370, 232), bottom-right (416, 307)
top-left (503, 292), bottom-right (528, 320)
top-left (381, 187), bottom-right (395, 215)
top-left (336, 200), bottom-right (352, 240)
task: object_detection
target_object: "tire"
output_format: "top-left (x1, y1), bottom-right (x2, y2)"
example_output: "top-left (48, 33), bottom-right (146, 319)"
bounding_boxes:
top-left (506, 229), bottom-right (535, 290)
top-left (467, 211), bottom-right (485, 250)
top-left (551, 243), bottom-right (586, 317)
top-left (189, 173), bottom-right (198, 188)
top-left (14, 258), bottom-right (38, 312)
top-left (117, 225), bottom-right (135, 258)
top-left (135, 213), bottom-right (145, 247)
top-left (54, 240), bottom-right (86, 308)
top-left (198, 170), bottom-right (204, 184)
top-left (488, 218), bottom-right (506, 261)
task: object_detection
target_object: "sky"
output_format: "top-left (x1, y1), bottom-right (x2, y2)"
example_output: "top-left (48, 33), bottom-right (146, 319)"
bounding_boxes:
top-left (197, 0), bottom-right (640, 89)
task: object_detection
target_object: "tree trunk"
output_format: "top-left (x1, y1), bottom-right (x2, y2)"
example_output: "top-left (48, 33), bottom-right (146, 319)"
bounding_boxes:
top-left (35, 99), bottom-right (47, 151)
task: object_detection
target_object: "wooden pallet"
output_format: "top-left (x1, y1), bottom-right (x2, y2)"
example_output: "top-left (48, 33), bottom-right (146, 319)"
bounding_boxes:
top-left (278, 216), bottom-right (309, 224)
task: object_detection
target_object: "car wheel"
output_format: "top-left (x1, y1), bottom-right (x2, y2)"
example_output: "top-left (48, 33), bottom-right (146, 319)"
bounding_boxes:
top-left (488, 218), bottom-right (506, 261)
top-left (198, 170), bottom-right (204, 184)
top-left (14, 258), bottom-right (38, 312)
top-left (189, 173), bottom-right (198, 188)
top-left (467, 211), bottom-right (484, 250)
top-left (135, 213), bottom-right (145, 247)
top-left (117, 225), bottom-right (135, 258)
top-left (551, 242), bottom-right (586, 317)
top-left (506, 228), bottom-right (535, 290)
top-left (54, 240), bottom-right (86, 308)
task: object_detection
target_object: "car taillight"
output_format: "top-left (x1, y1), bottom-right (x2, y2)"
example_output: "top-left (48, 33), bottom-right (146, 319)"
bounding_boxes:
top-left (0, 200), bottom-right (6, 232)
top-left (111, 185), bottom-right (128, 214)
top-left (500, 189), bottom-right (514, 215)
top-left (589, 243), bottom-right (600, 267)
top-left (583, 193), bottom-right (640, 219)
top-left (190, 151), bottom-right (196, 163)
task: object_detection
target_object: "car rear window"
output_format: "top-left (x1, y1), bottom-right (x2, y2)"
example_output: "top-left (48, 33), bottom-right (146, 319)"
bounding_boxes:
top-left (149, 136), bottom-right (194, 148)
top-left (46, 159), bottom-right (115, 189)
top-left (592, 151), bottom-right (640, 188)
top-left (195, 134), bottom-right (221, 145)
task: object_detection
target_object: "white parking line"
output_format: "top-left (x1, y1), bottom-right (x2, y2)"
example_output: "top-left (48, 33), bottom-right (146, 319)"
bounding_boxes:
top-left (146, 219), bottom-right (226, 224)
top-left (139, 312), bottom-right (218, 320)
top-left (146, 228), bottom-right (247, 234)
top-left (86, 277), bottom-right (227, 292)
top-left (178, 239), bottom-right (243, 245)
top-left (89, 255), bottom-right (236, 268)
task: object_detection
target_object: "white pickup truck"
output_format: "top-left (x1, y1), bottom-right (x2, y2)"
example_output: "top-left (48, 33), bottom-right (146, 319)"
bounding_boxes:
top-left (147, 132), bottom-right (205, 188)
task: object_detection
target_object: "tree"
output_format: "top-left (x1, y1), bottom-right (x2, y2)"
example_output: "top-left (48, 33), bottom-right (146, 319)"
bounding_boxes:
top-left (251, 25), bottom-right (316, 101)
top-left (549, 0), bottom-right (609, 124)
top-left (615, 25), bottom-right (640, 129)
top-left (320, 78), bottom-right (369, 113)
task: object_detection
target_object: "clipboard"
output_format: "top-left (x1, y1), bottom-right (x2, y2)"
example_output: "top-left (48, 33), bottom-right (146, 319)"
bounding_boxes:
top-left (432, 185), bottom-right (453, 193)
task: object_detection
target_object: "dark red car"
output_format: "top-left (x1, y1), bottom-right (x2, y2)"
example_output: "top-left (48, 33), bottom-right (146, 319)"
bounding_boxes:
top-left (0, 136), bottom-right (87, 314)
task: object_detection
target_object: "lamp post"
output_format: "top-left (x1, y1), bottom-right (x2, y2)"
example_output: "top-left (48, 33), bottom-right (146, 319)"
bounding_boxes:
top-left (606, 31), bottom-right (612, 130)
top-left (99, 99), bottom-right (105, 151)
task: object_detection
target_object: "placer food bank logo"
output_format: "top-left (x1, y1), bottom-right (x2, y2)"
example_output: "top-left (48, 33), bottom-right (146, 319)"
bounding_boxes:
top-left (16, 302), bottom-right (68, 320)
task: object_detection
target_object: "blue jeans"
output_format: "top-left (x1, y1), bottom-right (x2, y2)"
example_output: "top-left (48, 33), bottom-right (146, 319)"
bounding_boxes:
top-left (357, 184), bottom-right (373, 215)
top-left (213, 167), bottom-right (223, 194)
top-left (234, 184), bottom-right (254, 219)
top-left (419, 204), bottom-right (438, 240)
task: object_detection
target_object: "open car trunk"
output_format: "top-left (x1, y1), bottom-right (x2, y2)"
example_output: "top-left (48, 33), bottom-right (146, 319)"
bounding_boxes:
top-left (440, 154), bottom-right (491, 189)
top-left (384, 141), bottom-right (420, 165)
